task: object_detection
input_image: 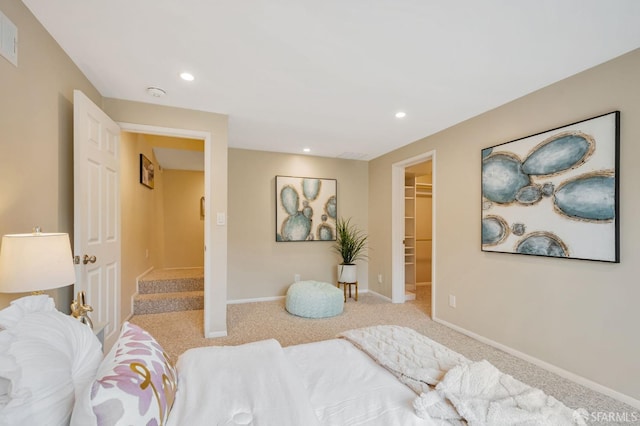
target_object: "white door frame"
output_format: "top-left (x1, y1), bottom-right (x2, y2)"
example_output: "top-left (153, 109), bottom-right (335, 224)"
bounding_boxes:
top-left (391, 151), bottom-right (436, 316)
top-left (117, 122), bottom-right (213, 332)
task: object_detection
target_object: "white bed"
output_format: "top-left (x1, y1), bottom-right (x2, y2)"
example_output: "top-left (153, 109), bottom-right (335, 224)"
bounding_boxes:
top-left (168, 338), bottom-right (429, 426)
top-left (0, 296), bottom-right (583, 426)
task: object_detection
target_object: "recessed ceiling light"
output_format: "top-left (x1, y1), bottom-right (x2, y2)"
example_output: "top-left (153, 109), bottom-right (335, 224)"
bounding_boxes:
top-left (146, 87), bottom-right (166, 97)
top-left (303, 148), bottom-right (311, 153)
top-left (180, 72), bottom-right (195, 81)
top-left (395, 111), bottom-right (406, 118)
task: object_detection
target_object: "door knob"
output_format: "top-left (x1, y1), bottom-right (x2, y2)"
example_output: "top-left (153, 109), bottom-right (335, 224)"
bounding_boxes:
top-left (82, 255), bottom-right (97, 264)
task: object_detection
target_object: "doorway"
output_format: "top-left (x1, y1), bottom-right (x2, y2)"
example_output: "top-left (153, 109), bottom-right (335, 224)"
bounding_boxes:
top-left (404, 161), bottom-right (432, 316)
top-left (391, 151), bottom-right (436, 317)
top-left (118, 123), bottom-right (212, 327)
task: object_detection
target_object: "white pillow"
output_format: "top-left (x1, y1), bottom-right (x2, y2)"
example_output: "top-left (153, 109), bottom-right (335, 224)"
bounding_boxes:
top-left (0, 296), bottom-right (103, 426)
top-left (71, 322), bottom-right (177, 426)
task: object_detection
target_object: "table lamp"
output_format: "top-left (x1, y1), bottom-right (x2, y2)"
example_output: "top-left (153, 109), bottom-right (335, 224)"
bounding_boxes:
top-left (0, 228), bottom-right (76, 294)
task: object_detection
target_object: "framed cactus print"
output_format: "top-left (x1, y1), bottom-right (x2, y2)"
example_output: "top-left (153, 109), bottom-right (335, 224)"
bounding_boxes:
top-left (276, 175), bottom-right (337, 242)
top-left (481, 111), bottom-right (620, 262)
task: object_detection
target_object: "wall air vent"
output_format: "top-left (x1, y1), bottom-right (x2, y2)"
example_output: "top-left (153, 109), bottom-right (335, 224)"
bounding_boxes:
top-left (0, 10), bottom-right (18, 66)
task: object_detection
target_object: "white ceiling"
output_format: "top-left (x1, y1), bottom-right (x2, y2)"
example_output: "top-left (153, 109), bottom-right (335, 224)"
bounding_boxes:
top-left (22, 1), bottom-right (640, 160)
top-left (153, 147), bottom-right (204, 172)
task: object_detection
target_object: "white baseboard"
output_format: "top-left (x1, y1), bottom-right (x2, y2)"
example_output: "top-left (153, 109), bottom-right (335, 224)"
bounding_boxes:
top-left (127, 266), bottom-right (155, 320)
top-left (136, 266), bottom-right (155, 292)
top-left (432, 316), bottom-right (640, 410)
top-left (365, 289), bottom-right (392, 302)
top-left (227, 289), bottom-right (373, 305)
top-left (163, 266), bottom-right (203, 270)
top-left (227, 295), bottom-right (286, 304)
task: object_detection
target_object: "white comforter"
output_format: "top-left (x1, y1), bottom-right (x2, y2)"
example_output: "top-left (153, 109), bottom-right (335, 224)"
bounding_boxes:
top-left (167, 339), bottom-right (320, 426)
top-left (422, 360), bottom-right (584, 426)
top-left (167, 337), bottom-right (432, 426)
top-left (339, 325), bottom-right (584, 426)
top-left (285, 338), bottom-right (434, 426)
top-left (166, 325), bottom-right (583, 426)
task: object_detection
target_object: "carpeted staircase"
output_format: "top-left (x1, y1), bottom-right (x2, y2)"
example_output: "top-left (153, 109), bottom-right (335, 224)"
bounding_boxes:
top-left (133, 268), bottom-right (204, 315)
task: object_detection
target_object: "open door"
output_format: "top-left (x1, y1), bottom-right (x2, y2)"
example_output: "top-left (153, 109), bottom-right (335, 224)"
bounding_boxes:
top-left (73, 90), bottom-right (121, 349)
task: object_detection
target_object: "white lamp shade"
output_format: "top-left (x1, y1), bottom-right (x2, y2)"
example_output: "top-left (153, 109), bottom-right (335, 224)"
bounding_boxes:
top-left (0, 232), bottom-right (76, 293)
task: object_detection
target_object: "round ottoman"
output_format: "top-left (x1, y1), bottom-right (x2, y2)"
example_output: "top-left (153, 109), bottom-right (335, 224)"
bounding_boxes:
top-left (285, 280), bottom-right (344, 318)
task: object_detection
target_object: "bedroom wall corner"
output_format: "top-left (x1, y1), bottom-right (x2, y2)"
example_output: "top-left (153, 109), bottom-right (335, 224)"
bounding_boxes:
top-left (227, 149), bottom-right (369, 301)
top-left (367, 48), bottom-right (640, 403)
top-left (0, 0), bottom-right (102, 312)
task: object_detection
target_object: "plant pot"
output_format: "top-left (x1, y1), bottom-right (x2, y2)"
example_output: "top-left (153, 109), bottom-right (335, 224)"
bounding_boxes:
top-left (337, 264), bottom-right (357, 283)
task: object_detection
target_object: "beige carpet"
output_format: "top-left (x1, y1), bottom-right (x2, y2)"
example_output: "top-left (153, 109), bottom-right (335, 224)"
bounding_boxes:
top-left (130, 290), bottom-right (638, 425)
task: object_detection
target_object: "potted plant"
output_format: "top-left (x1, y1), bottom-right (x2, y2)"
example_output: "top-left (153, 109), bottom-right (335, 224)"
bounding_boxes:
top-left (333, 217), bottom-right (368, 283)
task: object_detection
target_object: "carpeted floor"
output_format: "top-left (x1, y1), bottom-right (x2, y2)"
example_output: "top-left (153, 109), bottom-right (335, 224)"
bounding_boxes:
top-left (130, 288), bottom-right (638, 425)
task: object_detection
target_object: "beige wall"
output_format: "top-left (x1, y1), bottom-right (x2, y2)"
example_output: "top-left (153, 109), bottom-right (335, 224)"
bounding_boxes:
top-left (368, 49), bottom-right (640, 401)
top-left (103, 98), bottom-right (228, 336)
top-left (0, 0), bottom-right (101, 312)
top-left (228, 149), bottom-right (368, 300)
top-left (120, 133), bottom-right (165, 319)
top-left (162, 169), bottom-right (204, 268)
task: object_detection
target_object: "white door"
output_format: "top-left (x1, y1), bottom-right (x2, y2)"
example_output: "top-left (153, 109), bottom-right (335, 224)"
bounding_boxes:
top-left (73, 90), bottom-right (121, 349)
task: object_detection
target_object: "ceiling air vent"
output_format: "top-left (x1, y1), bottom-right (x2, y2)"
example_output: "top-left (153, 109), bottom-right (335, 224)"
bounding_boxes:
top-left (337, 152), bottom-right (368, 160)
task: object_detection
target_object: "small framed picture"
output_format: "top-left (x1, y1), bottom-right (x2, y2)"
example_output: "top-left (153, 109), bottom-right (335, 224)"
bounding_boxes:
top-left (140, 154), bottom-right (154, 189)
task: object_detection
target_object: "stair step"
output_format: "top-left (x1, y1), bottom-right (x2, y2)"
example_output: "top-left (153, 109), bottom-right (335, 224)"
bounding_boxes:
top-left (133, 290), bottom-right (204, 315)
top-left (138, 268), bottom-right (204, 294)
top-left (139, 277), bottom-right (204, 294)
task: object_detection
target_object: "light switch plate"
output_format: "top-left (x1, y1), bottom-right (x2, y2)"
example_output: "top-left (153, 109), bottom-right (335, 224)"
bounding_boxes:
top-left (216, 212), bottom-right (226, 226)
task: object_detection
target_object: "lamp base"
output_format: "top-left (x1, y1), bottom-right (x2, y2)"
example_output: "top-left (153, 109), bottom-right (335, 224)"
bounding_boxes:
top-left (70, 290), bottom-right (94, 329)
top-left (79, 314), bottom-right (94, 329)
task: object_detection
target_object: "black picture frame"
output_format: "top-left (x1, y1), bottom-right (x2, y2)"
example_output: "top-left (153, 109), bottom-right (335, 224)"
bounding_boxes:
top-left (481, 111), bottom-right (620, 262)
top-left (140, 154), bottom-right (154, 189)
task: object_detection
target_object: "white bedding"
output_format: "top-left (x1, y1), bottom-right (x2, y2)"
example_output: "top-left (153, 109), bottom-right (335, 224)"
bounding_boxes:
top-left (339, 325), bottom-right (583, 426)
top-left (285, 339), bottom-right (434, 426)
top-left (165, 326), bottom-right (582, 426)
top-left (338, 325), bottom-right (469, 393)
top-left (167, 339), bottom-right (320, 426)
top-left (167, 337), bottom-right (433, 426)
top-left (424, 360), bottom-right (583, 426)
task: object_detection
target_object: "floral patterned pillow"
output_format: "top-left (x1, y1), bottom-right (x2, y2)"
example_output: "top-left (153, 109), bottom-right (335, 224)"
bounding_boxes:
top-left (71, 322), bottom-right (177, 426)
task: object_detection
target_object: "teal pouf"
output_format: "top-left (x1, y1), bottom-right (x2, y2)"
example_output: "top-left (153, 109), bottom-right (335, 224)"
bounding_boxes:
top-left (286, 280), bottom-right (344, 318)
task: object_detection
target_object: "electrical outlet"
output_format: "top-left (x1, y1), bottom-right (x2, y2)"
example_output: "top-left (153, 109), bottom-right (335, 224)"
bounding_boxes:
top-left (449, 294), bottom-right (456, 308)
top-left (378, 273), bottom-right (383, 283)
top-left (294, 274), bottom-right (300, 282)
top-left (145, 249), bottom-right (149, 259)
